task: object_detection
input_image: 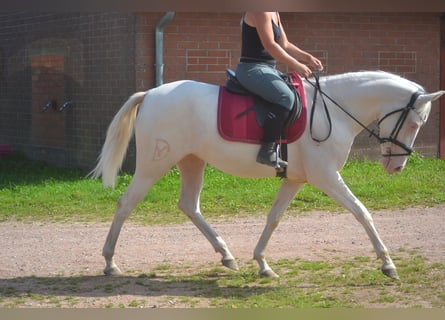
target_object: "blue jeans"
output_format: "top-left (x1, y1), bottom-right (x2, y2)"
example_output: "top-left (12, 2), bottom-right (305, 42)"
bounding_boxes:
top-left (235, 62), bottom-right (295, 111)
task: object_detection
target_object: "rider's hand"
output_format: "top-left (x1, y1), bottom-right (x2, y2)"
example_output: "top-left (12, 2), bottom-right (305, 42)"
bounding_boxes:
top-left (293, 61), bottom-right (313, 78)
top-left (308, 56), bottom-right (323, 72)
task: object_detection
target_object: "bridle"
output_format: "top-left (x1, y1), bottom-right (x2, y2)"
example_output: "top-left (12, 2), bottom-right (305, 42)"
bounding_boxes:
top-left (306, 71), bottom-right (424, 157)
top-left (376, 90), bottom-right (423, 157)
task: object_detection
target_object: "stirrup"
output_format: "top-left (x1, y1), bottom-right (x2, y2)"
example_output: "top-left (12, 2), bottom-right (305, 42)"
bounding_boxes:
top-left (274, 143), bottom-right (288, 168)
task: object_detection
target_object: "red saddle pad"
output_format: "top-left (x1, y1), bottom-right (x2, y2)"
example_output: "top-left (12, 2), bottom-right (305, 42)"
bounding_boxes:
top-left (217, 72), bottom-right (307, 144)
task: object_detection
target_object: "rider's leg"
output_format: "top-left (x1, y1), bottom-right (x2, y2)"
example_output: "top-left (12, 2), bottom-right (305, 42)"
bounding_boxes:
top-left (256, 105), bottom-right (289, 168)
top-left (235, 62), bottom-right (294, 168)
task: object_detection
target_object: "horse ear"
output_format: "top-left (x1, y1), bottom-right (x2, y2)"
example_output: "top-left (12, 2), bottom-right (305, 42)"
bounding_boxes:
top-left (418, 90), bottom-right (445, 105)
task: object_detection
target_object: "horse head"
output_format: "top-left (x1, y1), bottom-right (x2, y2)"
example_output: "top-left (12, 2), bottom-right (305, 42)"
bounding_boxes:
top-left (379, 90), bottom-right (445, 174)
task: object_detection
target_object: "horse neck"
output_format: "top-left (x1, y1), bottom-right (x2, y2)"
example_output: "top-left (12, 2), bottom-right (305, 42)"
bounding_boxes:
top-left (313, 72), bottom-right (417, 135)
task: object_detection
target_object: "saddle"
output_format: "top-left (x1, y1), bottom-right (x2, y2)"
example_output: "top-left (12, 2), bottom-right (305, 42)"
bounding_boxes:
top-left (218, 70), bottom-right (307, 177)
top-left (218, 69), bottom-right (307, 144)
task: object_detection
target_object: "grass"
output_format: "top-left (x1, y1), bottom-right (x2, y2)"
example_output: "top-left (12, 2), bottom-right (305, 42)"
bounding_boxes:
top-left (0, 153), bottom-right (443, 308)
top-left (1, 252), bottom-right (443, 308)
top-left (0, 152), bottom-right (444, 224)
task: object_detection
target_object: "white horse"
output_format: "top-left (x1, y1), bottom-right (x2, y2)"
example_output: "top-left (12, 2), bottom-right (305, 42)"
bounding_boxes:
top-left (91, 71), bottom-right (444, 279)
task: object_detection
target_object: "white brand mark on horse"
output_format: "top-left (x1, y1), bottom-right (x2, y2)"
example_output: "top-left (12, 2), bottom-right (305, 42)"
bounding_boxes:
top-left (152, 138), bottom-right (170, 161)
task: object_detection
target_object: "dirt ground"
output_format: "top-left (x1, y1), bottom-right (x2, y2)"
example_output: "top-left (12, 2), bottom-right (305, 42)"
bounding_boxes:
top-left (0, 205), bottom-right (444, 307)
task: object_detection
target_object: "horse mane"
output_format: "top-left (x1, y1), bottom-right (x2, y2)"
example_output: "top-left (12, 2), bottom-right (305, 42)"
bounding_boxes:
top-left (321, 70), bottom-right (425, 92)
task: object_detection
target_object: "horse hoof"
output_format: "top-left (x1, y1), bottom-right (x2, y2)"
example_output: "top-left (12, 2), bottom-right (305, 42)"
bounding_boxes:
top-left (221, 258), bottom-right (239, 271)
top-left (260, 269), bottom-right (279, 278)
top-left (382, 267), bottom-right (400, 280)
top-left (103, 266), bottom-right (122, 276)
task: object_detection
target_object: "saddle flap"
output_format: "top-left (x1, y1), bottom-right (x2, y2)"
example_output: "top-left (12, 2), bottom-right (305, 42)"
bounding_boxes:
top-left (218, 85), bottom-right (307, 145)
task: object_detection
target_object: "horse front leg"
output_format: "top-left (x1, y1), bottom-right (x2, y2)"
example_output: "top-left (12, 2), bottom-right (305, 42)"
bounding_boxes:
top-left (311, 170), bottom-right (399, 280)
top-left (254, 180), bottom-right (303, 278)
top-left (177, 155), bottom-right (238, 271)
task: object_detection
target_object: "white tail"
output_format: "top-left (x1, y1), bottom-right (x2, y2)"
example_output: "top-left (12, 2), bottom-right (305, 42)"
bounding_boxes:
top-left (90, 92), bottom-right (147, 187)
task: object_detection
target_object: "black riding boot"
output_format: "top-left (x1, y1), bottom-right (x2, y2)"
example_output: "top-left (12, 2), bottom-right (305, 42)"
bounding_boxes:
top-left (256, 141), bottom-right (288, 168)
top-left (256, 108), bottom-right (289, 168)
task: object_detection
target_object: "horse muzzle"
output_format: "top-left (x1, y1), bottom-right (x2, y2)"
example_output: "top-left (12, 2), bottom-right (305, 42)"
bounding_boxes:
top-left (380, 153), bottom-right (408, 174)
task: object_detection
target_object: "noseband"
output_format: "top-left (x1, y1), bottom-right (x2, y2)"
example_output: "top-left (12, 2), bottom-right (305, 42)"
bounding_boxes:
top-left (375, 90), bottom-right (422, 157)
top-left (307, 72), bottom-right (423, 157)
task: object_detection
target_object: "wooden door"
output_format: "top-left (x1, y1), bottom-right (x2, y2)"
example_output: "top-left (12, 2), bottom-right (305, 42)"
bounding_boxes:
top-left (31, 54), bottom-right (65, 148)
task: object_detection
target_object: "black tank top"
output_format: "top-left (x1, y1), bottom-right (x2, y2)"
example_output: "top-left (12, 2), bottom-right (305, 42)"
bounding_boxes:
top-left (241, 18), bottom-right (281, 62)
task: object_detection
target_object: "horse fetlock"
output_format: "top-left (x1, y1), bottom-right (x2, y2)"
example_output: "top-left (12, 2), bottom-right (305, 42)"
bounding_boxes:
top-left (102, 246), bottom-right (114, 260)
top-left (254, 255), bottom-right (279, 278)
top-left (253, 249), bottom-right (265, 261)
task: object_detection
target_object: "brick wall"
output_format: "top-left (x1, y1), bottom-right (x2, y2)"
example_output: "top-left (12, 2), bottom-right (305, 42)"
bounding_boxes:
top-left (0, 12), bottom-right (442, 171)
top-left (135, 12), bottom-right (442, 159)
top-left (135, 12), bottom-right (241, 89)
top-left (281, 13), bottom-right (442, 158)
top-left (0, 12), bottom-right (136, 169)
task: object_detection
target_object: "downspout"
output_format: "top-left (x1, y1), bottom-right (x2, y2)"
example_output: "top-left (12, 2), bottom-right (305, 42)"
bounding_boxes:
top-left (155, 12), bottom-right (175, 87)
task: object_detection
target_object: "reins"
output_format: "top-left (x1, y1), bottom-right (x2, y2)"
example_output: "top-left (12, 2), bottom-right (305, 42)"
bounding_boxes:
top-left (307, 71), bottom-right (332, 143)
top-left (305, 71), bottom-right (423, 157)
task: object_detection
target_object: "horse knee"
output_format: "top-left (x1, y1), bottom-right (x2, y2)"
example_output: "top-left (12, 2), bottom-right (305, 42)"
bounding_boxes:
top-left (116, 197), bottom-right (123, 209)
top-left (353, 209), bottom-right (373, 226)
top-left (112, 197), bottom-right (134, 222)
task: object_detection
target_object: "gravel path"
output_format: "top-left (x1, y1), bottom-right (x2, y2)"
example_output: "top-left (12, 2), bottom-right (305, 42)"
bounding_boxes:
top-left (1, 205), bottom-right (443, 279)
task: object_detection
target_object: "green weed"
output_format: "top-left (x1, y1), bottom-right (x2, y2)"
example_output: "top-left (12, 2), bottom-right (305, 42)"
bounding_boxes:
top-left (1, 153), bottom-right (444, 224)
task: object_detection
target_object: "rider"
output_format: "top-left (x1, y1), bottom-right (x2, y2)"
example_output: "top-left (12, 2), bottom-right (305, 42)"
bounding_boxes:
top-left (236, 12), bottom-right (323, 168)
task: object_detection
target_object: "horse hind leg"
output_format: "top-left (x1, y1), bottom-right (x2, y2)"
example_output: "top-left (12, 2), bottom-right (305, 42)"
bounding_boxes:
top-left (102, 172), bottom-right (161, 276)
top-left (177, 155), bottom-right (239, 271)
top-left (254, 180), bottom-right (303, 278)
